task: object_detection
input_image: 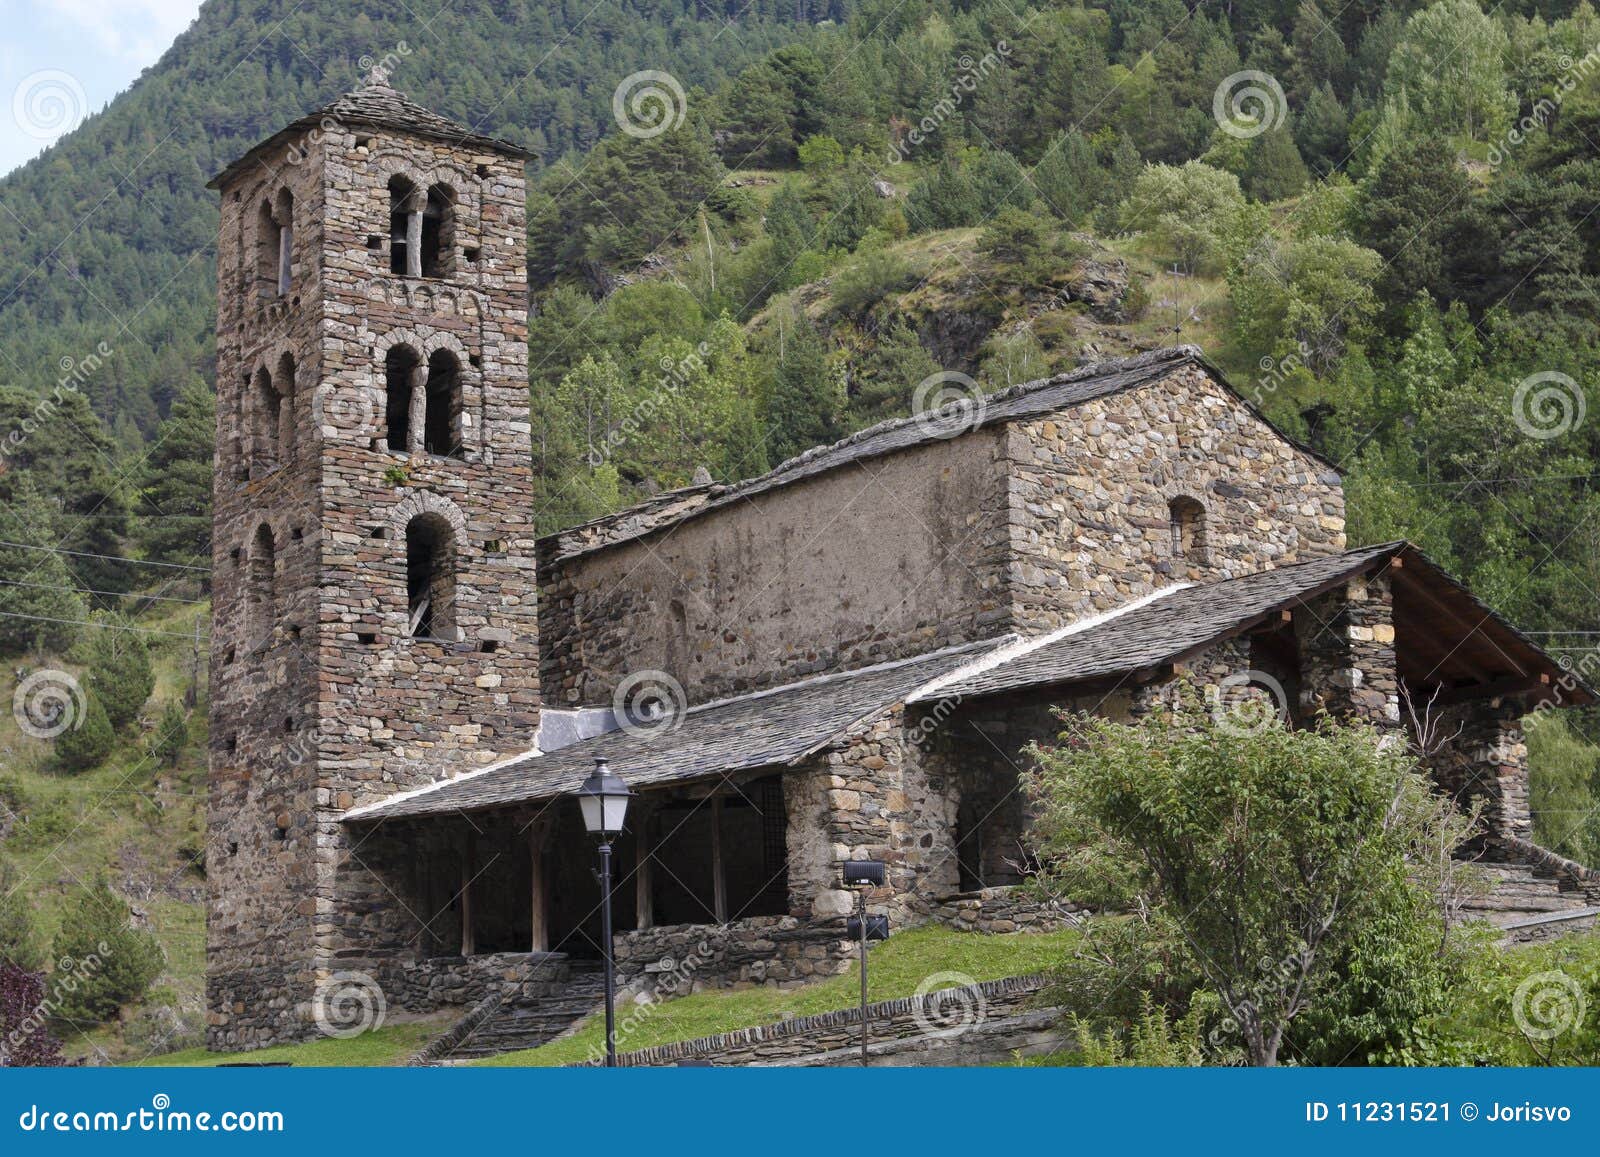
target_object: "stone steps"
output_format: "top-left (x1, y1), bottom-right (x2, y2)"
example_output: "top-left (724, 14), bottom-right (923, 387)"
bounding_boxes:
top-left (440, 964), bottom-right (608, 1060)
top-left (1465, 862), bottom-right (1600, 930)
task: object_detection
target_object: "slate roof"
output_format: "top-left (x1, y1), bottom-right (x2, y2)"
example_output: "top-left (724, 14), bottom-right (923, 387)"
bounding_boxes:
top-left (344, 640), bottom-right (1004, 822)
top-left (209, 79), bottom-right (528, 189)
top-left (914, 545), bottom-right (1405, 702)
top-left (543, 346), bottom-right (1341, 564)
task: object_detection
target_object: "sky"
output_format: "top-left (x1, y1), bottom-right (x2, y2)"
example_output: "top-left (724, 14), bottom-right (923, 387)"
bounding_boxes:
top-left (0, 0), bottom-right (204, 177)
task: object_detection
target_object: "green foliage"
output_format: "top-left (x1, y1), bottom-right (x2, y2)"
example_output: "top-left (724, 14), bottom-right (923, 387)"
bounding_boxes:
top-left (150, 702), bottom-right (190, 770)
top-left (53, 694), bottom-right (114, 774)
top-left (136, 383), bottom-right (214, 567)
top-left (0, 858), bottom-right (45, 973)
top-left (85, 623), bottom-right (155, 732)
top-left (764, 313), bottom-right (843, 463)
top-left (1028, 695), bottom-right (1478, 1066)
top-left (1119, 162), bottom-right (1245, 275)
top-left (48, 876), bottom-right (164, 1024)
top-left (1527, 712), bottom-right (1600, 868)
top-left (1385, 0), bottom-right (1515, 142)
top-left (1065, 996), bottom-right (1208, 1067)
top-left (0, 475), bottom-right (85, 654)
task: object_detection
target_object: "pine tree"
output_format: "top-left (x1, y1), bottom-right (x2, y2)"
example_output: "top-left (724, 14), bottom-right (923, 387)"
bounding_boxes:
top-left (137, 382), bottom-right (213, 567)
top-left (150, 701), bottom-right (189, 769)
top-left (1032, 130), bottom-right (1101, 223)
top-left (1244, 128), bottom-right (1309, 203)
top-left (85, 620), bottom-right (154, 732)
top-left (49, 876), bottom-right (163, 1023)
top-left (766, 316), bottom-right (843, 462)
top-left (850, 319), bottom-right (939, 427)
top-left (0, 475), bottom-right (85, 654)
top-left (54, 693), bottom-right (113, 773)
top-left (0, 858), bottom-right (44, 973)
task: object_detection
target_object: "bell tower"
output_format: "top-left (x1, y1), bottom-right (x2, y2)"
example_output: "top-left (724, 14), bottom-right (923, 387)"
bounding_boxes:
top-left (205, 79), bottom-right (538, 1050)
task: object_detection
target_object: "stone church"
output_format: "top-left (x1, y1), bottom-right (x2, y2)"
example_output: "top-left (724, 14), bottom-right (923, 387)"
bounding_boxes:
top-left (205, 81), bottom-right (1597, 1051)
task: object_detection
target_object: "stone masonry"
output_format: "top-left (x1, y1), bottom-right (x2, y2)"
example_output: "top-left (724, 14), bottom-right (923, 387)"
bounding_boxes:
top-left (206, 84), bottom-right (538, 1050)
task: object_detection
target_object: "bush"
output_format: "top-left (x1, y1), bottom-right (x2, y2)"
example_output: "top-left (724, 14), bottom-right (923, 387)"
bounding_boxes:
top-left (49, 876), bottom-right (163, 1024)
top-left (53, 694), bottom-right (114, 773)
top-left (149, 702), bottom-right (189, 768)
top-left (0, 858), bottom-right (44, 973)
top-left (85, 623), bottom-right (154, 731)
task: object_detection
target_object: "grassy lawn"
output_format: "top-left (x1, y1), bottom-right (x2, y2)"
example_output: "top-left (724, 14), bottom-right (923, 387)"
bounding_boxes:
top-left (477, 923), bottom-right (1076, 1067)
top-left (138, 1015), bottom-right (450, 1067)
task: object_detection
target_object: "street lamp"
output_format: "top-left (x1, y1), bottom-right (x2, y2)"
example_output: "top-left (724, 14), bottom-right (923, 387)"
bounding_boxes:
top-left (843, 860), bottom-right (887, 1067)
top-left (575, 756), bottom-right (633, 1067)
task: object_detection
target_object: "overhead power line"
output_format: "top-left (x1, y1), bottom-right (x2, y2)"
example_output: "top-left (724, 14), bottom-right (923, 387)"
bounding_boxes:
top-left (0, 577), bottom-right (205, 605)
top-left (0, 540), bottom-right (211, 573)
top-left (0, 608), bottom-right (208, 641)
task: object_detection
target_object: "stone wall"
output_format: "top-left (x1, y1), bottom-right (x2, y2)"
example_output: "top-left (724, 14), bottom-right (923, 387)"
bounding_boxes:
top-left (207, 111), bottom-right (538, 1050)
top-left (585, 972), bottom-right (1052, 1066)
top-left (930, 886), bottom-right (1084, 934)
top-left (1424, 699), bottom-right (1533, 852)
top-left (379, 952), bottom-right (569, 1012)
top-left (538, 428), bottom-right (1013, 708)
top-left (1296, 572), bottom-right (1399, 727)
top-left (612, 916), bottom-right (854, 998)
top-left (1005, 365), bottom-right (1345, 632)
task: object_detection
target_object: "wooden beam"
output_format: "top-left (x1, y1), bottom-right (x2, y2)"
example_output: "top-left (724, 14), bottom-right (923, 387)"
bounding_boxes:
top-left (711, 795), bottom-right (728, 924)
top-left (528, 819), bottom-right (550, 953)
top-left (1426, 674), bottom-right (1549, 707)
top-left (460, 832), bottom-right (476, 958)
top-left (635, 803), bottom-right (655, 931)
top-left (1397, 572), bottom-right (1521, 679)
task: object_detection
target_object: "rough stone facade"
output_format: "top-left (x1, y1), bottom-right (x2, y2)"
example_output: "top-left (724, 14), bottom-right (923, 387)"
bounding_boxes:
top-left (206, 94), bottom-right (537, 1050)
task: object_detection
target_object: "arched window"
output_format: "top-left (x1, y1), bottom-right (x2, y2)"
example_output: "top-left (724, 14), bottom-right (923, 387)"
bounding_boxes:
top-left (256, 200), bottom-right (280, 296)
top-left (249, 524), bottom-right (277, 647)
top-left (420, 184), bottom-right (455, 278)
top-left (423, 350), bottom-right (462, 457)
top-left (1169, 497), bottom-right (1207, 566)
top-left (257, 190), bottom-right (293, 296)
top-left (273, 188), bottom-right (294, 295)
top-left (405, 514), bottom-right (457, 640)
top-left (385, 345), bottom-right (422, 452)
top-left (274, 351), bottom-right (296, 464)
top-left (388, 176), bottom-right (421, 276)
top-left (251, 366), bottom-right (282, 475)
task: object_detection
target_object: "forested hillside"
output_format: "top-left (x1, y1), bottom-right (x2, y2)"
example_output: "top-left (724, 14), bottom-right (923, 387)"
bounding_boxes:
top-left (7, 0), bottom-right (1600, 1057)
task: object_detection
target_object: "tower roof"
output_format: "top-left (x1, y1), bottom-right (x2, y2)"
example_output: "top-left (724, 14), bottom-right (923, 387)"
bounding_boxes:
top-left (208, 74), bottom-right (530, 190)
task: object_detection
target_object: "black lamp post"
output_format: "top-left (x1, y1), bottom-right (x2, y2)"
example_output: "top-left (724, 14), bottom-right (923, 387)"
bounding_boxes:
top-left (843, 860), bottom-right (887, 1067)
top-left (575, 756), bottom-right (633, 1067)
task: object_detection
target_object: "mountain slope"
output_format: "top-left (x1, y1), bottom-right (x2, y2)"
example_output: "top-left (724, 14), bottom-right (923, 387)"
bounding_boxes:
top-left (0, 0), bottom-right (824, 436)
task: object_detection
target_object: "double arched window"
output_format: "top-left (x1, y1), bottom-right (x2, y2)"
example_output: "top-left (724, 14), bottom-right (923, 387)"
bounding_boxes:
top-left (383, 343), bottom-right (463, 458)
top-left (388, 176), bottom-right (456, 279)
top-left (257, 188), bottom-right (294, 297)
top-left (250, 352), bottom-right (296, 476)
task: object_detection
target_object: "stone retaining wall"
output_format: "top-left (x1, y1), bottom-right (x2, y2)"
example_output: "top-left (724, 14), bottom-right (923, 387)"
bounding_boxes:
top-left (613, 916), bottom-right (853, 999)
top-left (930, 886), bottom-right (1084, 934)
top-left (379, 951), bottom-right (569, 1011)
top-left (581, 973), bottom-right (1050, 1067)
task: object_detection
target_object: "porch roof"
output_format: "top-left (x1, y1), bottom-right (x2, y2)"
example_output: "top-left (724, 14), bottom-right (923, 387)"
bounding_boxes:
top-left (912, 542), bottom-right (1593, 708)
top-left (343, 639), bottom-right (1004, 823)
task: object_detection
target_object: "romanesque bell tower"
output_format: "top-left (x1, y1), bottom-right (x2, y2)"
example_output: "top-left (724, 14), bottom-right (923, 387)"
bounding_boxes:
top-left (205, 79), bottom-right (538, 1050)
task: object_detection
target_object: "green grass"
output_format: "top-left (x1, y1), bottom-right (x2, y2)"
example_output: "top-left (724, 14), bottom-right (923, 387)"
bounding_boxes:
top-left (476, 924), bottom-right (1077, 1067)
top-left (138, 1016), bottom-right (449, 1067)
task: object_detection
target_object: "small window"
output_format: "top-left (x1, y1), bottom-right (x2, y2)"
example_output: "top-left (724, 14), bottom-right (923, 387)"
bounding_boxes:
top-left (257, 189), bottom-right (293, 296)
top-left (1169, 497), bottom-right (1207, 566)
top-left (385, 345), bottom-right (422, 452)
top-left (423, 349), bottom-right (463, 458)
top-left (251, 366), bottom-right (282, 475)
top-left (248, 524), bottom-right (276, 647)
top-left (406, 513), bottom-right (457, 640)
top-left (420, 185), bottom-right (456, 278)
top-left (389, 175), bottom-right (420, 276)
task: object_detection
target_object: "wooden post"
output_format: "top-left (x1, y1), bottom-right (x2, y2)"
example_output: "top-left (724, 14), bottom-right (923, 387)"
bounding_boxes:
top-left (634, 801), bottom-right (655, 931)
top-left (528, 819), bottom-right (550, 953)
top-left (460, 832), bottom-right (476, 957)
top-left (711, 794), bottom-right (728, 923)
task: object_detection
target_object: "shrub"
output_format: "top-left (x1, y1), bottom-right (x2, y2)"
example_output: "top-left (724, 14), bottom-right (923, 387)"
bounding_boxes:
top-left (0, 858), bottom-right (44, 973)
top-left (149, 702), bottom-right (189, 768)
top-left (53, 694), bottom-right (114, 773)
top-left (85, 623), bottom-right (154, 731)
top-left (49, 876), bottom-right (163, 1024)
